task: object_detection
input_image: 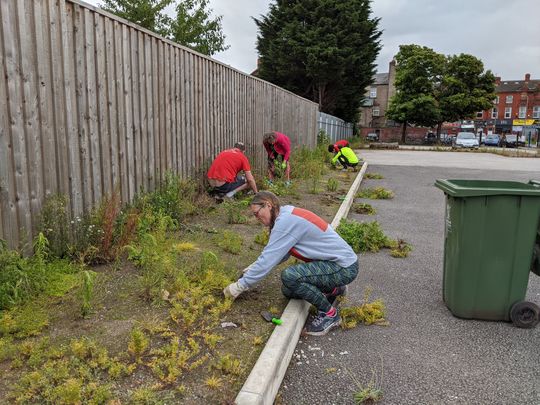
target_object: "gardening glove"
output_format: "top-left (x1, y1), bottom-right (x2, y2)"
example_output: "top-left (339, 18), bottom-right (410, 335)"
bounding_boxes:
top-left (223, 281), bottom-right (248, 300)
top-left (281, 160), bottom-right (287, 169)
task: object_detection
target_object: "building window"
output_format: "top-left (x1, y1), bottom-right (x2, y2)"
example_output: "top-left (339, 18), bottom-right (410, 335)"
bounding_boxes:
top-left (504, 107), bottom-right (512, 118)
top-left (369, 87), bottom-right (377, 98)
top-left (505, 95), bottom-right (513, 104)
top-left (372, 107), bottom-right (380, 116)
top-left (533, 106), bottom-right (540, 118)
top-left (476, 111), bottom-right (483, 118)
top-left (494, 96), bottom-right (499, 104)
top-left (518, 106), bottom-right (527, 118)
top-left (491, 108), bottom-right (498, 119)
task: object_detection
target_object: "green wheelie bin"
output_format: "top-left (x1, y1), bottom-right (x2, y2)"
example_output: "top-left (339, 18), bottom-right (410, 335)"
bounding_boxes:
top-left (435, 179), bottom-right (540, 328)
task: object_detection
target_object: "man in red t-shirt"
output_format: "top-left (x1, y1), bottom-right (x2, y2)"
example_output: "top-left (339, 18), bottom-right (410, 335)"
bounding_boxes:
top-left (327, 139), bottom-right (349, 153)
top-left (207, 142), bottom-right (258, 198)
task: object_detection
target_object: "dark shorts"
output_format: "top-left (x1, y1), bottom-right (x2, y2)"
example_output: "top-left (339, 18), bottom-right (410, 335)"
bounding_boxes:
top-left (211, 176), bottom-right (246, 194)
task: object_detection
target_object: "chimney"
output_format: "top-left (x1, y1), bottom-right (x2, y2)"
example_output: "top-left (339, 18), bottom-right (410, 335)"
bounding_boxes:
top-left (525, 73), bottom-right (530, 81)
top-left (495, 76), bottom-right (501, 85)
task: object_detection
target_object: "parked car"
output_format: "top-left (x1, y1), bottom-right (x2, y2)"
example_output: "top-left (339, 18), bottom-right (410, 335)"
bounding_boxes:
top-left (366, 132), bottom-right (379, 142)
top-left (503, 134), bottom-right (520, 148)
top-left (483, 134), bottom-right (502, 147)
top-left (453, 132), bottom-right (479, 149)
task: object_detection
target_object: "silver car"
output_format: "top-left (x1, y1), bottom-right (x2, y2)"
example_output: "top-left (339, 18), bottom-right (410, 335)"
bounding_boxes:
top-left (454, 132), bottom-right (479, 149)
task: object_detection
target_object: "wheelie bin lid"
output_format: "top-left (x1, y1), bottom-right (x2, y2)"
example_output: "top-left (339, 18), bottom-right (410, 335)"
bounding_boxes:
top-left (435, 179), bottom-right (540, 197)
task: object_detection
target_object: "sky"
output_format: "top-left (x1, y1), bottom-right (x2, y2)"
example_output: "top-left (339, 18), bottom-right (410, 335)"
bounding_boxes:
top-left (83, 0), bottom-right (540, 80)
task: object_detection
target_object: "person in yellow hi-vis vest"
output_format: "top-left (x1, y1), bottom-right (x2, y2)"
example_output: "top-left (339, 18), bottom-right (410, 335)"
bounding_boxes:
top-left (331, 145), bottom-right (360, 171)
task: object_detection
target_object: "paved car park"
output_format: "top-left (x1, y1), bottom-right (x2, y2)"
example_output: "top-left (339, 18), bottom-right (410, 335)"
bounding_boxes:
top-left (280, 151), bottom-right (540, 405)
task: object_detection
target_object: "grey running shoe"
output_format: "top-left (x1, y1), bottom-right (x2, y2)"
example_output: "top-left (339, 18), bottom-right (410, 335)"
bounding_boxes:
top-left (327, 285), bottom-right (348, 307)
top-left (304, 308), bottom-right (341, 336)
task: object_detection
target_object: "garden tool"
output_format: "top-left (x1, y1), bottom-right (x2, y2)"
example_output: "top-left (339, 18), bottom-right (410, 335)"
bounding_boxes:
top-left (261, 311), bottom-right (282, 325)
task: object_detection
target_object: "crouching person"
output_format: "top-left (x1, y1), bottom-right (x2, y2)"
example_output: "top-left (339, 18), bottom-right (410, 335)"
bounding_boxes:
top-left (223, 191), bottom-right (359, 336)
top-left (331, 145), bottom-right (360, 171)
top-left (207, 142), bottom-right (258, 200)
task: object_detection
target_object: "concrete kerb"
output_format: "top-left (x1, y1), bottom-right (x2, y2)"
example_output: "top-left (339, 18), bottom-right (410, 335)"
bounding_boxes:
top-left (235, 161), bottom-right (368, 405)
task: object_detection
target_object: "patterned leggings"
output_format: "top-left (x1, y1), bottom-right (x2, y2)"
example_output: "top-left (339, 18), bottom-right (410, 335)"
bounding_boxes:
top-left (281, 260), bottom-right (359, 312)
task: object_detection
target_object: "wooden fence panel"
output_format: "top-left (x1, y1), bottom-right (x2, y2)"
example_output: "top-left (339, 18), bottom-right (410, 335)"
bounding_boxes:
top-left (0, 0), bottom-right (319, 249)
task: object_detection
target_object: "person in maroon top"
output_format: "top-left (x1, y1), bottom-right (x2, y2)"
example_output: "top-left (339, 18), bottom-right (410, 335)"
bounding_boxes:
top-left (327, 139), bottom-right (349, 153)
top-left (207, 142), bottom-right (258, 199)
top-left (263, 131), bottom-right (291, 183)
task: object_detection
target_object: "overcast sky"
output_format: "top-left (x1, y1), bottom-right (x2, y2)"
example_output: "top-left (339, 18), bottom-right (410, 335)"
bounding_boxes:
top-left (85, 0), bottom-right (540, 80)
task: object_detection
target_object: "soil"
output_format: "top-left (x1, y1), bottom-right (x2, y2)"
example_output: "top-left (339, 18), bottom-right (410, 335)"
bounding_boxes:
top-left (0, 168), bottom-right (355, 404)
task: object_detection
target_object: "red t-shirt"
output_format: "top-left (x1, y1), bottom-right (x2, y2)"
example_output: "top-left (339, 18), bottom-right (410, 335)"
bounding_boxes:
top-left (333, 139), bottom-right (349, 152)
top-left (264, 131), bottom-right (291, 161)
top-left (207, 148), bottom-right (250, 183)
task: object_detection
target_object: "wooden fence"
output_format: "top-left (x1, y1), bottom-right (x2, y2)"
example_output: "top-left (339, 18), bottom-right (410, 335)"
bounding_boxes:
top-left (0, 0), bottom-right (319, 249)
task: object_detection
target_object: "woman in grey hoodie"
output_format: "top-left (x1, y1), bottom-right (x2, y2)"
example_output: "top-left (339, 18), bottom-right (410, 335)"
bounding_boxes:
top-left (224, 191), bottom-right (359, 336)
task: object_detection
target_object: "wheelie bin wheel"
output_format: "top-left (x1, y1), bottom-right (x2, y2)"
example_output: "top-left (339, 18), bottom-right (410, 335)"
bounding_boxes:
top-left (510, 301), bottom-right (540, 328)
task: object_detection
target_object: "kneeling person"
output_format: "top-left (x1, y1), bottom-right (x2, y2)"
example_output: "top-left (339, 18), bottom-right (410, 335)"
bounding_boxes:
top-left (223, 191), bottom-right (359, 336)
top-left (207, 142), bottom-right (258, 198)
top-left (331, 145), bottom-right (360, 170)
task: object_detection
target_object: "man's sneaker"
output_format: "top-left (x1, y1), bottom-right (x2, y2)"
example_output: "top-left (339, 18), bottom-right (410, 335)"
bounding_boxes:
top-left (304, 308), bottom-right (341, 336)
top-left (326, 285), bottom-right (348, 307)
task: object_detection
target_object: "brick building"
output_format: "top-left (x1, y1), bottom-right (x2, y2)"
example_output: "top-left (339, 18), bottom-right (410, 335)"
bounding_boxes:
top-left (475, 74), bottom-right (540, 140)
top-left (358, 60), bottom-right (396, 129)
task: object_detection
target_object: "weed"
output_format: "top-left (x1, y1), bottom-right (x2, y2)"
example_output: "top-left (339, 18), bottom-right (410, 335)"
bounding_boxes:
top-left (254, 229), bottom-right (269, 246)
top-left (131, 387), bottom-right (160, 404)
top-left (326, 367), bottom-right (337, 373)
top-left (341, 287), bottom-right (387, 328)
top-left (353, 203), bottom-right (376, 215)
top-left (0, 301), bottom-right (49, 338)
top-left (216, 354), bottom-right (242, 375)
top-left (349, 357), bottom-right (384, 404)
top-left (80, 270), bottom-right (96, 318)
top-left (252, 336), bottom-right (264, 346)
top-left (365, 172), bottom-right (384, 179)
top-left (327, 178), bottom-right (339, 192)
top-left (217, 230), bottom-right (243, 254)
top-left (205, 375), bottom-right (223, 389)
top-left (356, 187), bottom-right (394, 199)
top-left (128, 328), bottom-right (149, 360)
top-left (336, 220), bottom-right (393, 253)
top-left (203, 333), bottom-right (222, 348)
top-left (221, 199), bottom-right (249, 224)
top-left (38, 194), bottom-right (70, 257)
top-left (389, 239), bottom-right (412, 258)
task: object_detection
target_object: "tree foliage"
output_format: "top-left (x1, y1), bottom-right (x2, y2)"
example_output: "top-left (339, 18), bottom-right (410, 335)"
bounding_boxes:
top-left (387, 44), bottom-right (496, 143)
top-left (101, 0), bottom-right (173, 37)
top-left (254, 0), bottom-right (382, 122)
top-left (100, 0), bottom-right (228, 56)
top-left (169, 0), bottom-right (229, 55)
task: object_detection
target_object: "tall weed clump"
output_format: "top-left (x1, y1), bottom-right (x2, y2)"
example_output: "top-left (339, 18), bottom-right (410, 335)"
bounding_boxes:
top-left (336, 220), bottom-right (393, 253)
top-left (0, 235), bottom-right (78, 311)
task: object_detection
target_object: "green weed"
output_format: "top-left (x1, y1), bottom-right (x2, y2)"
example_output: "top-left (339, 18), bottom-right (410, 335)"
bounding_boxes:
top-left (336, 220), bottom-right (393, 253)
top-left (217, 230), bottom-right (243, 254)
top-left (327, 178), bottom-right (339, 192)
top-left (38, 194), bottom-right (70, 258)
top-left (221, 199), bottom-right (249, 224)
top-left (128, 328), bottom-right (150, 360)
top-left (389, 239), bottom-right (412, 258)
top-left (215, 354), bottom-right (243, 375)
top-left (254, 229), bottom-right (269, 246)
top-left (350, 357), bottom-right (384, 404)
top-left (365, 172), bottom-right (384, 179)
top-left (353, 203), bottom-right (376, 215)
top-left (80, 270), bottom-right (96, 318)
top-left (356, 187), bottom-right (394, 199)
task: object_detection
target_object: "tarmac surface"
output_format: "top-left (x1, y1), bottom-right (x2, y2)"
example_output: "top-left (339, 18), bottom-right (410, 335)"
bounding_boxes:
top-left (279, 150), bottom-right (540, 405)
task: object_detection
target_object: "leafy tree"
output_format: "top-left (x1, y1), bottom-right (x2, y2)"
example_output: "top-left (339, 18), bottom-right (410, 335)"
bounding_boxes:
top-left (254, 0), bottom-right (382, 122)
top-left (100, 0), bottom-right (228, 56)
top-left (387, 44), bottom-right (496, 143)
top-left (169, 0), bottom-right (229, 55)
top-left (100, 0), bottom-right (173, 37)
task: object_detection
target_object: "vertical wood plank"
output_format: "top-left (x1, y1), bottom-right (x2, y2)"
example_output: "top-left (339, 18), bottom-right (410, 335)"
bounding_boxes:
top-left (34, 0), bottom-right (58, 199)
top-left (122, 24), bottom-right (134, 201)
top-left (95, 13), bottom-right (111, 197)
top-left (130, 27), bottom-right (142, 194)
top-left (84, 8), bottom-right (101, 205)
